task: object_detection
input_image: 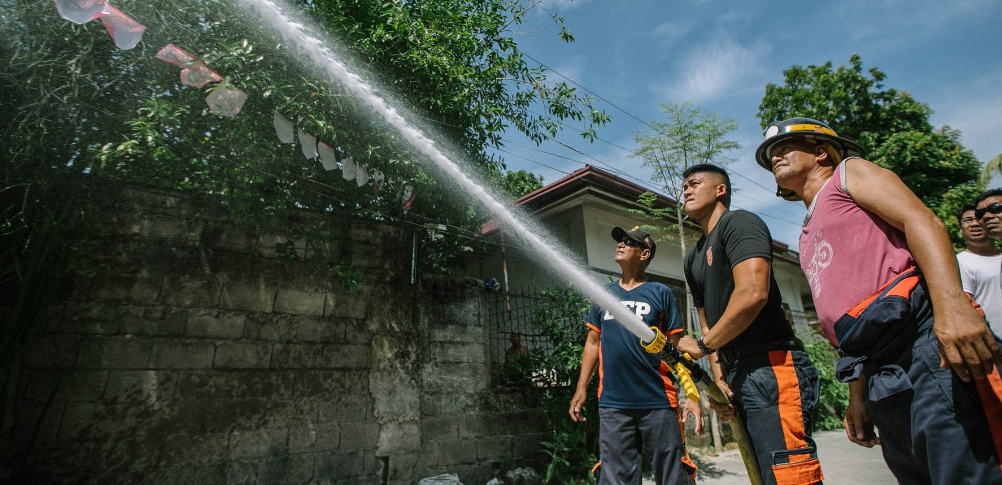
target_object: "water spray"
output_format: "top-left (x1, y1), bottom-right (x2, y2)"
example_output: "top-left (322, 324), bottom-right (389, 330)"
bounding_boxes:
top-left (235, 1), bottom-right (761, 482)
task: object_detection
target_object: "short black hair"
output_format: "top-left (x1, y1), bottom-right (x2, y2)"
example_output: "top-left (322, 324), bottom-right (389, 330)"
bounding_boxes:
top-left (956, 203), bottom-right (977, 223)
top-left (682, 164), bottom-right (732, 208)
top-left (976, 188), bottom-right (1002, 207)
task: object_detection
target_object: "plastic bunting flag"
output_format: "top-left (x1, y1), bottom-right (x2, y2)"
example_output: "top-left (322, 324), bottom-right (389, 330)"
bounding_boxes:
top-left (54, 0), bottom-right (107, 24)
top-left (205, 85), bottom-right (247, 118)
top-left (317, 142), bottom-right (337, 171)
top-left (402, 185), bottom-right (415, 211)
top-left (273, 112), bottom-right (294, 144)
top-left (298, 127), bottom-right (318, 159)
top-left (355, 164), bottom-right (369, 187)
top-left (341, 156), bottom-right (357, 181)
top-left (372, 170), bottom-right (385, 193)
top-left (98, 5), bottom-right (145, 50)
top-left (156, 44), bottom-right (222, 88)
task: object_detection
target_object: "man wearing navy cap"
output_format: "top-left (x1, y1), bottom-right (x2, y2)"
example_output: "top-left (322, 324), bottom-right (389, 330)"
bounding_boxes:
top-left (569, 226), bottom-right (702, 485)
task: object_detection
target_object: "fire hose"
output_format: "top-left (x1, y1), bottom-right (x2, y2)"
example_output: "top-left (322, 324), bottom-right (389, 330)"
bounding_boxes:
top-left (640, 326), bottom-right (764, 485)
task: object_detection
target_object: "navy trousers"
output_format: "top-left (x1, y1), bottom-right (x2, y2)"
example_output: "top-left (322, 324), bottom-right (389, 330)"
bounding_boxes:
top-left (726, 348), bottom-right (824, 485)
top-left (597, 407), bottom-right (696, 485)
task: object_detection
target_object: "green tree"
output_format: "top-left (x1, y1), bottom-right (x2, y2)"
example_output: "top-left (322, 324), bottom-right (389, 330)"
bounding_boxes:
top-left (758, 54), bottom-right (980, 222)
top-left (0, 0), bottom-right (609, 465)
top-left (629, 102), bottom-right (740, 331)
top-left (983, 152), bottom-right (1002, 186)
top-left (499, 169), bottom-right (545, 199)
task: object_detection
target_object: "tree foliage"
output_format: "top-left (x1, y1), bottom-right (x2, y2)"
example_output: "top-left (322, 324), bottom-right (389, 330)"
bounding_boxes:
top-left (0, 0), bottom-right (608, 302)
top-left (758, 54), bottom-right (981, 224)
top-left (629, 102), bottom-right (739, 330)
top-left (0, 0), bottom-right (605, 455)
top-left (498, 169), bottom-right (545, 199)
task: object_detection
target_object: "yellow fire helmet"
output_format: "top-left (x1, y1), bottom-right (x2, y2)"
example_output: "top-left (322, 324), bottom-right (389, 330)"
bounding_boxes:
top-left (755, 117), bottom-right (864, 201)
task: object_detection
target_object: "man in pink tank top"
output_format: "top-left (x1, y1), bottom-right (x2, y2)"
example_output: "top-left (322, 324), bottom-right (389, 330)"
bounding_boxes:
top-left (756, 117), bottom-right (1002, 485)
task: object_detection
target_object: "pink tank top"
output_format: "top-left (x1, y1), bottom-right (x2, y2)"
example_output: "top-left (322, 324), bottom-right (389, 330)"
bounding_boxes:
top-left (800, 160), bottom-right (916, 346)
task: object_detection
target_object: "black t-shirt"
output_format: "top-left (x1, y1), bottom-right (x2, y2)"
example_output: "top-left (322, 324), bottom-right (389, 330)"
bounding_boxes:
top-left (683, 210), bottom-right (794, 354)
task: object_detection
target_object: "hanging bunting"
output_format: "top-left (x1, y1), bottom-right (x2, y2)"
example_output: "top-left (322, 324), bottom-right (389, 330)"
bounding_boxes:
top-left (355, 164), bottom-right (369, 187)
top-left (273, 112), bottom-right (294, 144)
top-left (318, 142), bottom-right (337, 171)
top-left (98, 5), bottom-right (145, 50)
top-left (54, 0), bottom-right (107, 24)
top-left (156, 44), bottom-right (222, 88)
top-left (371, 170), bottom-right (385, 193)
top-left (341, 156), bottom-right (357, 181)
top-left (298, 127), bottom-right (318, 159)
top-left (402, 185), bottom-right (415, 211)
top-left (205, 85), bottom-right (247, 118)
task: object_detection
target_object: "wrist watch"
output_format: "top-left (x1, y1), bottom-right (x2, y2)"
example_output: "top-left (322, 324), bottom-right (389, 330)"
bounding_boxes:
top-left (696, 335), bottom-right (716, 355)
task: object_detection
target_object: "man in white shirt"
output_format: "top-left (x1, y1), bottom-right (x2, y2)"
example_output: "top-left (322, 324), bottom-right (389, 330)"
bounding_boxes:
top-left (956, 203), bottom-right (1002, 335)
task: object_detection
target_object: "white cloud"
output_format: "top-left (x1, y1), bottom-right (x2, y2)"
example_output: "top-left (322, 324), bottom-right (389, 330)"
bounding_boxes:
top-left (549, 54), bottom-right (588, 87)
top-left (929, 66), bottom-right (1002, 162)
top-left (539, 0), bottom-right (592, 11)
top-left (654, 39), bottom-right (771, 103)
top-left (649, 21), bottom-right (694, 45)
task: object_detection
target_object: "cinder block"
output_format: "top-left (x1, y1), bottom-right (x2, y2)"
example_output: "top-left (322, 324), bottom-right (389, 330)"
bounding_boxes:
top-left (161, 274), bottom-right (222, 308)
top-left (343, 321), bottom-right (372, 344)
top-left (236, 371), bottom-right (296, 399)
top-left (176, 371), bottom-right (238, 400)
top-left (224, 460), bottom-right (259, 485)
top-left (274, 289), bottom-right (326, 317)
top-left (325, 293), bottom-right (366, 319)
top-left (421, 362), bottom-right (488, 393)
top-left (476, 436), bottom-right (510, 460)
top-left (294, 370), bottom-right (349, 397)
top-left (160, 431), bottom-right (230, 464)
top-left (256, 233), bottom-right (306, 259)
top-left (263, 399), bottom-right (317, 428)
top-left (511, 433), bottom-right (548, 459)
top-left (324, 344), bottom-right (370, 369)
top-left (228, 428), bottom-right (289, 459)
top-left (315, 450), bottom-right (367, 479)
top-left (120, 314), bottom-right (186, 337)
top-left (89, 273), bottom-right (163, 306)
top-left (432, 439), bottom-right (478, 466)
top-left (257, 454), bottom-right (316, 485)
top-left (429, 342), bottom-right (487, 364)
top-left (148, 463), bottom-right (225, 485)
top-left (219, 280), bottom-right (276, 313)
top-left (375, 420), bottom-right (420, 454)
top-left (186, 313), bottom-right (246, 339)
top-left (317, 394), bottom-right (373, 422)
top-left (141, 216), bottom-right (203, 245)
top-left (149, 340), bottom-right (216, 369)
top-left (420, 417), bottom-right (459, 442)
top-left (339, 422), bottom-right (379, 450)
top-left (243, 314), bottom-right (297, 341)
top-left (214, 342), bottom-right (272, 369)
top-left (429, 324), bottom-right (480, 344)
top-left (22, 335), bottom-right (83, 369)
top-left (289, 422), bottom-right (340, 454)
top-left (204, 398), bottom-right (269, 431)
top-left (77, 338), bottom-right (152, 369)
top-left (420, 394), bottom-right (475, 416)
top-left (272, 343), bottom-right (325, 369)
top-left (296, 318), bottom-right (342, 342)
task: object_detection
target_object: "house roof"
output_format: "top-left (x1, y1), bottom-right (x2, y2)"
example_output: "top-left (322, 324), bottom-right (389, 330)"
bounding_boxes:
top-left (515, 165), bottom-right (678, 212)
top-left (483, 165), bottom-right (801, 264)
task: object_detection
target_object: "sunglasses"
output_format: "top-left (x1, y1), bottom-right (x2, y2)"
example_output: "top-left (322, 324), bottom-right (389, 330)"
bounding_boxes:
top-left (621, 238), bottom-right (646, 248)
top-left (975, 203), bottom-right (1002, 220)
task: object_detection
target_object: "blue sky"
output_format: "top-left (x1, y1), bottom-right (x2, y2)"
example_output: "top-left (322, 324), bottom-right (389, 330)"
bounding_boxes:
top-left (490, 0), bottom-right (1002, 250)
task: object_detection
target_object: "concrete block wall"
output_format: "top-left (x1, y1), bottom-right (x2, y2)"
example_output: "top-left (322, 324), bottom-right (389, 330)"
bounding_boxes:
top-left (9, 188), bottom-right (547, 485)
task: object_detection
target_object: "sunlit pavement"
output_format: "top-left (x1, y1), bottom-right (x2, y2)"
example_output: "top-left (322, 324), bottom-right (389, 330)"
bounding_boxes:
top-left (642, 429), bottom-right (896, 485)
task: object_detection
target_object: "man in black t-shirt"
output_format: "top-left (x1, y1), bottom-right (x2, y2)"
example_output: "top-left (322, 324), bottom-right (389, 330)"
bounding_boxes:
top-left (675, 164), bottom-right (823, 485)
